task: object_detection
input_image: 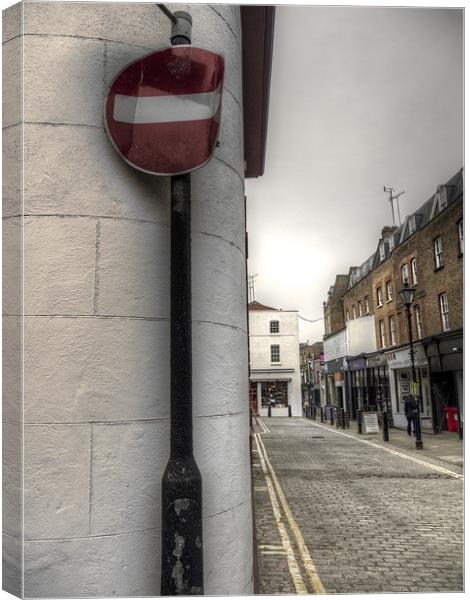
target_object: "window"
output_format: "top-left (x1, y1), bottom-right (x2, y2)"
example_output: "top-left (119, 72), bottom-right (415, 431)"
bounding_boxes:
top-left (411, 258), bottom-right (418, 285)
top-left (365, 296), bottom-right (370, 314)
top-left (458, 220), bottom-right (464, 255)
top-left (345, 309), bottom-right (349, 323)
top-left (270, 344), bottom-right (280, 363)
top-left (379, 320), bottom-right (386, 348)
top-left (270, 320), bottom-right (279, 334)
top-left (434, 237), bottom-right (443, 269)
top-left (386, 280), bottom-right (393, 302)
top-left (389, 316), bottom-right (397, 346)
top-left (379, 242), bottom-right (385, 261)
top-left (377, 287), bottom-right (383, 307)
top-left (352, 305), bottom-right (356, 319)
top-left (414, 305), bottom-right (423, 339)
top-left (401, 263), bottom-right (409, 285)
top-left (437, 186), bottom-right (447, 211)
top-left (358, 301), bottom-right (363, 317)
top-left (439, 293), bottom-right (450, 332)
top-left (409, 215), bottom-right (416, 235)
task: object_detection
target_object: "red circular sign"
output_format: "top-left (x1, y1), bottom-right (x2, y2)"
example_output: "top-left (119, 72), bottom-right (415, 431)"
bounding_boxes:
top-left (105, 46), bottom-right (224, 175)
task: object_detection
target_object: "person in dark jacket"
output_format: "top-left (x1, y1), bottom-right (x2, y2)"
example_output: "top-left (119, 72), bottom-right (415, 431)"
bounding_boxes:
top-left (404, 395), bottom-right (418, 436)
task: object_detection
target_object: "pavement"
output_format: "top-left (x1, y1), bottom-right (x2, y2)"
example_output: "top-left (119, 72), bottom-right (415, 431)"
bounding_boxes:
top-left (252, 416), bottom-right (464, 595)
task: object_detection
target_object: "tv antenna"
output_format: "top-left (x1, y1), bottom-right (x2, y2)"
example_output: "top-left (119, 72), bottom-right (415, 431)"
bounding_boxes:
top-left (383, 186), bottom-right (405, 226)
top-left (248, 274), bottom-right (258, 302)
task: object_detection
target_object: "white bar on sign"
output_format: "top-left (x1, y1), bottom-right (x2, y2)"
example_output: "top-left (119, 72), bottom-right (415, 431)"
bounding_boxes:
top-left (113, 89), bottom-right (221, 124)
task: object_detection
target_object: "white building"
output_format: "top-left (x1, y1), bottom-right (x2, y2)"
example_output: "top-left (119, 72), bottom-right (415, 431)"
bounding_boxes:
top-left (3, 3), bottom-right (274, 597)
top-left (248, 302), bottom-right (302, 417)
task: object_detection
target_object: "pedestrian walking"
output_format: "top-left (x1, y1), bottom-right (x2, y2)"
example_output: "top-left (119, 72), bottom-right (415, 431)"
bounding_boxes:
top-left (404, 394), bottom-right (418, 436)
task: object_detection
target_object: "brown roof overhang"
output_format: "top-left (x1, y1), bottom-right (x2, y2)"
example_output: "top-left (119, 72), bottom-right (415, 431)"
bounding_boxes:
top-left (241, 6), bottom-right (275, 178)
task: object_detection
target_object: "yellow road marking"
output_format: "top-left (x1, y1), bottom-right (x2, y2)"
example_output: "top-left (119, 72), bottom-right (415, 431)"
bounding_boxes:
top-left (307, 420), bottom-right (464, 480)
top-left (256, 433), bottom-right (326, 594)
top-left (265, 475), bottom-right (308, 594)
top-left (254, 432), bottom-right (308, 594)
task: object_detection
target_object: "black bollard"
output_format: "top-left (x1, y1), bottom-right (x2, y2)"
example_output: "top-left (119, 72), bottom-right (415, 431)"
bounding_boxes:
top-left (357, 410), bottom-right (363, 434)
top-left (320, 407), bottom-right (324, 423)
top-left (330, 407), bottom-right (334, 426)
top-left (341, 408), bottom-right (346, 429)
top-left (382, 410), bottom-right (389, 442)
top-left (313, 406), bottom-right (317, 421)
top-left (414, 411), bottom-right (423, 449)
top-left (288, 405), bottom-right (292, 417)
top-left (268, 403), bottom-right (272, 418)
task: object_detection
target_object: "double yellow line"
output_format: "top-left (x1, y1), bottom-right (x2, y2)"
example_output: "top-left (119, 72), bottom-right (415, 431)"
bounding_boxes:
top-left (254, 431), bottom-right (326, 594)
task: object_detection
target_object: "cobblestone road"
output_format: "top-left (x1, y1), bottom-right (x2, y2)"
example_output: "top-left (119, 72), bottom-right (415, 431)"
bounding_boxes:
top-left (253, 418), bottom-right (463, 594)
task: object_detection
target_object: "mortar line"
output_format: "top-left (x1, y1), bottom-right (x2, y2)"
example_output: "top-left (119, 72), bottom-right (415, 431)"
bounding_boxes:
top-left (208, 6), bottom-right (241, 48)
top-left (214, 155), bottom-right (244, 186)
top-left (88, 424), bottom-right (94, 535)
top-left (93, 220), bottom-right (101, 315)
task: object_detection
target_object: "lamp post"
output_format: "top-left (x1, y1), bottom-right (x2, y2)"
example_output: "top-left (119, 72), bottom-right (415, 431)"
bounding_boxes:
top-left (400, 280), bottom-right (423, 450)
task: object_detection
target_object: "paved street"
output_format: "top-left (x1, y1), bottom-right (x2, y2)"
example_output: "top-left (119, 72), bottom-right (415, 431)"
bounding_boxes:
top-left (252, 417), bottom-right (463, 594)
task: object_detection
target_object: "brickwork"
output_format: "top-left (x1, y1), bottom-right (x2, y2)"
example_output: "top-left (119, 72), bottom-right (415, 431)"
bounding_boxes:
top-left (323, 274), bottom-right (349, 335)
top-left (329, 170), bottom-right (463, 353)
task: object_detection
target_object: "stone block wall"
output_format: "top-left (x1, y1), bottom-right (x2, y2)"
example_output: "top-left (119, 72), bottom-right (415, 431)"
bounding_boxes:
top-left (3, 2), bottom-right (252, 596)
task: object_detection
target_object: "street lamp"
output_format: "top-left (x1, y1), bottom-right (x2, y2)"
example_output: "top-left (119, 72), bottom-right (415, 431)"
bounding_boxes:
top-left (400, 280), bottom-right (423, 449)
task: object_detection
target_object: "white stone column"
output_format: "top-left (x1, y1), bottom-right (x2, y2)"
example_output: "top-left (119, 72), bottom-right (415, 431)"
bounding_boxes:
top-left (3, 2), bottom-right (251, 596)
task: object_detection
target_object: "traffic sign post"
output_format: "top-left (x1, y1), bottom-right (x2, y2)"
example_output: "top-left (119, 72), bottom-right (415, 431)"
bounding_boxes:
top-left (105, 44), bottom-right (224, 175)
top-left (104, 8), bottom-right (225, 595)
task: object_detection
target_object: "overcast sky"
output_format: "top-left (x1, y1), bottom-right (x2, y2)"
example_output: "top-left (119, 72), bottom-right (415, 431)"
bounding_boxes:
top-left (246, 6), bottom-right (463, 344)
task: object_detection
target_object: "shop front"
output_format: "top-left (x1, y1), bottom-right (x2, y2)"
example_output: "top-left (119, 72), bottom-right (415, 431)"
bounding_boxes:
top-left (423, 330), bottom-right (463, 434)
top-left (250, 376), bottom-right (292, 417)
top-left (347, 353), bottom-right (391, 422)
top-left (347, 355), bottom-right (367, 420)
top-left (386, 343), bottom-right (433, 432)
top-left (324, 358), bottom-right (348, 412)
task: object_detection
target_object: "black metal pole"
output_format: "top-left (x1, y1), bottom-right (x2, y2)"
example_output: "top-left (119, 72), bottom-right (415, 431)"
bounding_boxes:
top-left (161, 12), bottom-right (204, 596)
top-left (358, 409), bottom-right (363, 434)
top-left (406, 304), bottom-right (423, 450)
top-left (382, 410), bottom-right (389, 442)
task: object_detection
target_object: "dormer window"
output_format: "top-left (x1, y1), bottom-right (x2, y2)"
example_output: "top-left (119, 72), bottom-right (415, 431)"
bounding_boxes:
top-left (379, 242), bottom-right (385, 261)
top-left (409, 216), bottom-right (416, 235)
top-left (436, 186), bottom-right (447, 211)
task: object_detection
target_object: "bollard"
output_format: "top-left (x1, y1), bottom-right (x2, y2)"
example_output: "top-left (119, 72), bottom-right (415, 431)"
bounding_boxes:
top-left (268, 403), bottom-right (272, 418)
top-left (357, 410), bottom-right (363, 434)
top-left (288, 405), bottom-right (292, 417)
top-left (382, 410), bottom-right (389, 442)
top-left (330, 407), bottom-right (334, 426)
top-left (313, 406), bottom-right (317, 421)
top-left (320, 407), bottom-right (324, 423)
top-left (341, 408), bottom-right (346, 429)
top-left (414, 411), bottom-right (423, 449)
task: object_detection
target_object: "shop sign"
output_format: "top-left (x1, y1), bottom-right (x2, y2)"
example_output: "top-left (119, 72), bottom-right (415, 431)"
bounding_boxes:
top-left (362, 412), bottom-right (379, 433)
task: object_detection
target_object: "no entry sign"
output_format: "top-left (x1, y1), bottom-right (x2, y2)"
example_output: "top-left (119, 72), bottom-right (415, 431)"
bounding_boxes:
top-left (105, 46), bottom-right (224, 175)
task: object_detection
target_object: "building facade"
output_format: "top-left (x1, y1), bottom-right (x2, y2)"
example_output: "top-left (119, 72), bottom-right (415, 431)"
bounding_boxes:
top-left (3, 3), bottom-right (274, 597)
top-left (325, 168), bottom-right (463, 433)
top-left (299, 342), bottom-right (324, 414)
top-left (248, 302), bottom-right (302, 417)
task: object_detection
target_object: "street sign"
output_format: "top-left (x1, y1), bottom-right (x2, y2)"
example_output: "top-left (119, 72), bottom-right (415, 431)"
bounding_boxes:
top-left (105, 46), bottom-right (224, 175)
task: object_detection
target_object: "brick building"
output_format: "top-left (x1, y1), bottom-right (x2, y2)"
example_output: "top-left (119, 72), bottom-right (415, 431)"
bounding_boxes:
top-left (299, 341), bottom-right (324, 414)
top-left (325, 168), bottom-right (463, 432)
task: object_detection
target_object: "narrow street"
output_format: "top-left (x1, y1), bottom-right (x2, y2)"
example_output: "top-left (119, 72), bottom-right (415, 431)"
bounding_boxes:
top-left (253, 417), bottom-right (463, 594)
